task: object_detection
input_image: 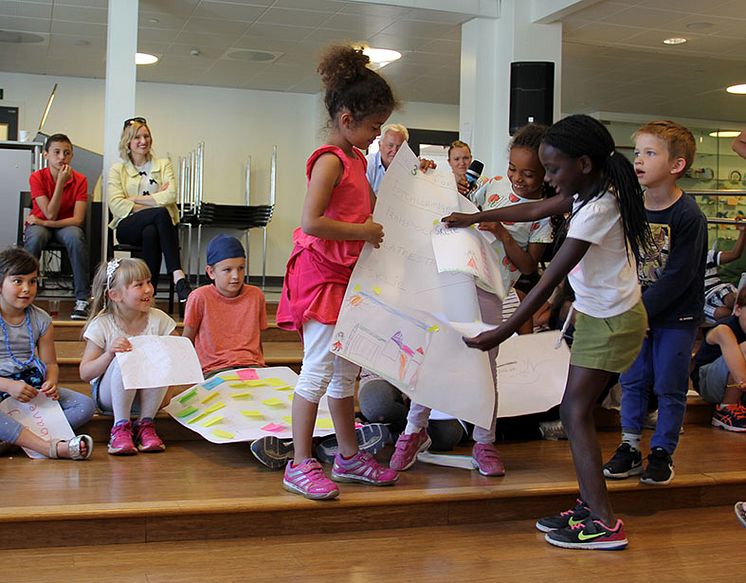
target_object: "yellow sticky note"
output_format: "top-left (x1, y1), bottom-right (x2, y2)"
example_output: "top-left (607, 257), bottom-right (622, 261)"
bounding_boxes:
top-left (219, 373), bottom-right (240, 381)
top-left (212, 430), bottom-right (234, 440)
top-left (282, 416), bottom-right (293, 424)
top-left (265, 378), bottom-right (288, 387)
top-left (188, 402), bottom-right (225, 424)
top-left (372, 286), bottom-right (381, 295)
top-left (241, 410), bottom-right (264, 419)
top-left (353, 284), bottom-right (361, 292)
top-left (231, 391), bottom-right (253, 399)
top-left (315, 418), bottom-right (334, 430)
top-left (244, 379), bottom-right (270, 387)
top-left (202, 416), bottom-right (223, 427)
top-left (287, 394), bottom-right (294, 402)
top-left (274, 385), bottom-right (292, 391)
top-left (427, 325), bottom-right (440, 333)
top-left (201, 391), bottom-right (221, 405)
top-left (228, 381), bottom-right (248, 388)
top-left (262, 398), bottom-right (284, 407)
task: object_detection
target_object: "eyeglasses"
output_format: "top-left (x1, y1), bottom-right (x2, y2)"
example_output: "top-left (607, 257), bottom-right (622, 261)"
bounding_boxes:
top-left (123, 117), bottom-right (147, 128)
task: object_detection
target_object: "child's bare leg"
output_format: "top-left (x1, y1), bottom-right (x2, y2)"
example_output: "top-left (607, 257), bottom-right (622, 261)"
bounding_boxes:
top-left (14, 427), bottom-right (87, 459)
top-left (560, 364), bottom-right (616, 525)
top-left (291, 395), bottom-right (319, 461)
top-left (327, 395), bottom-right (357, 457)
top-left (724, 373), bottom-right (745, 404)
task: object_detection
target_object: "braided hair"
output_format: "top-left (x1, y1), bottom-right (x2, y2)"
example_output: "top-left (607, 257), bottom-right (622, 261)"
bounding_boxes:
top-left (318, 45), bottom-right (398, 123)
top-left (542, 114), bottom-right (653, 264)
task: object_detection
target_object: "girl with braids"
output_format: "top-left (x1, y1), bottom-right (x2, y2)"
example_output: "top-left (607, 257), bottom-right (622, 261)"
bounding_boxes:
top-left (443, 114), bottom-right (653, 551)
top-left (275, 45), bottom-right (399, 499)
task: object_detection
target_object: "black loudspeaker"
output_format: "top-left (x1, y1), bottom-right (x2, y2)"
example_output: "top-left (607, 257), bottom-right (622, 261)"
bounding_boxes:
top-left (509, 61), bottom-right (554, 135)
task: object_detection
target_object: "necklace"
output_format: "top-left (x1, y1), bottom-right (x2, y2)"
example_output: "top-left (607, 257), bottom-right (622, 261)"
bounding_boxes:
top-left (0, 308), bottom-right (45, 374)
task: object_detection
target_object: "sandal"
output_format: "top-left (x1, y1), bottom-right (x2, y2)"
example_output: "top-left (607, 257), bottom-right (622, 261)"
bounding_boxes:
top-left (48, 435), bottom-right (94, 460)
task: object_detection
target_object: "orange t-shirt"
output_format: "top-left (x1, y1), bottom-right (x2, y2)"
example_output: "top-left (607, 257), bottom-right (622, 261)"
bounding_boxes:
top-left (184, 283), bottom-right (268, 374)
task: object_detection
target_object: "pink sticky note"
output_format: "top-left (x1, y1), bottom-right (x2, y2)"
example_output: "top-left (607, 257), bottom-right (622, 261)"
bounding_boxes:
top-left (260, 422), bottom-right (285, 432)
top-left (237, 368), bottom-right (260, 381)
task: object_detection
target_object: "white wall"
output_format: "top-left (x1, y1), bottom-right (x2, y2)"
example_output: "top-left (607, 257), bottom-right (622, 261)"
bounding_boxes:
top-left (0, 71), bottom-right (459, 277)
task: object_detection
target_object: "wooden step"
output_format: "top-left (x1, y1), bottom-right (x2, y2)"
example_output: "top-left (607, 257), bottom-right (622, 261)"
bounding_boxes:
top-left (0, 426), bottom-right (743, 550)
top-left (52, 319), bottom-right (298, 343)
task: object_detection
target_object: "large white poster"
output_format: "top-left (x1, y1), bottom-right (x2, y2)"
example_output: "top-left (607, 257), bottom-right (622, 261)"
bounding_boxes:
top-left (334, 144), bottom-right (497, 428)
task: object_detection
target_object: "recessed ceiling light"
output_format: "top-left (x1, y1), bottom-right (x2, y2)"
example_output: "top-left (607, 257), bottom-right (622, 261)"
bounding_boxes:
top-left (148, 18), bottom-right (160, 24)
top-left (136, 52), bottom-right (158, 65)
top-left (362, 47), bottom-right (401, 69)
top-left (727, 84), bottom-right (746, 94)
top-left (663, 37), bottom-right (687, 45)
top-left (686, 22), bottom-right (714, 31)
top-left (708, 130), bottom-right (741, 138)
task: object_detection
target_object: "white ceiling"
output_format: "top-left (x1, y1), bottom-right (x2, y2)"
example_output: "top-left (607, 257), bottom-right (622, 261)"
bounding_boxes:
top-left (1, 0), bottom-right (746, 122)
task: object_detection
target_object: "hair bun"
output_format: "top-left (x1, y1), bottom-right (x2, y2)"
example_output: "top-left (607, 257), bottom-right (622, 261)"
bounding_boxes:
top-left (317, 45), bottom-right (370, 91)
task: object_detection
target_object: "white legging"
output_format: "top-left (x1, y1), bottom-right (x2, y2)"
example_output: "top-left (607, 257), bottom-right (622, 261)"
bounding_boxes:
top-left (96, 358), bottom-right (167, 423)
top-left (294, 319), bottom-right (359, 404)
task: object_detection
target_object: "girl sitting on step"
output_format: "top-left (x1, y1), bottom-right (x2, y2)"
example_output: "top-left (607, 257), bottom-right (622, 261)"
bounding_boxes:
top-left (0, 247), bottom-right (94, 459)
top-left (80, 257), bottom-right (176, 456)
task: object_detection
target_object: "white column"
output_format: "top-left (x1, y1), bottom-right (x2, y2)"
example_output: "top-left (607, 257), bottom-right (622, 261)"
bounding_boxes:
top-left (101, 0), bottom-right (138, 258)
top-left (459, 0), bottom-right (562, 176)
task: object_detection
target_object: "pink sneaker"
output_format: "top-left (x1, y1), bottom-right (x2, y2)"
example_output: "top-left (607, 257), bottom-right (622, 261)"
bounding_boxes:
top-left (332, 451), bottom-right (398, 485)
top-left (283, 458), bottom-right (340, 500)
top-left (133, 418), bottom-right (166, 453)
top-left (108, 420), bottom-right (137, 455)
top-left (389, 428), bottom-right (431, 471)
top-left (472, 442), bottom-right (505, 476)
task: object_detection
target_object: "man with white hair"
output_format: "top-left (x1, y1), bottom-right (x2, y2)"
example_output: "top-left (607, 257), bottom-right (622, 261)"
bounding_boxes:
top-left (366, 123), bottom-right (409, 193)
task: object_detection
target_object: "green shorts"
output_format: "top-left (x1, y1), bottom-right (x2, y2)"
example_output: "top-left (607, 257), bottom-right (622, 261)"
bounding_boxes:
top-left (570, 301), bottom-right (647, 373)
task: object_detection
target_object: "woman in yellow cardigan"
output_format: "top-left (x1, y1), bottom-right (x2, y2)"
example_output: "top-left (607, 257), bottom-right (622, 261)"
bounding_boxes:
top-left (107, 118), bottom-right (190, 302)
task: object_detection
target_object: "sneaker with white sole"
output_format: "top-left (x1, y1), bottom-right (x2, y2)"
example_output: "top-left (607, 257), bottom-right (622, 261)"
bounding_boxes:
top-left (331, 450), bottom-right (398, 485)
top-left (389, 428), bottom-right (431, 471)
top-left (282, 458), bottom-right (339, 500)
top-left (70, 300), bottom-right (89, 320)
top-left (315, 423), bottom-right (391, 464)
top-left (250, 436), bottom-right (294, 470)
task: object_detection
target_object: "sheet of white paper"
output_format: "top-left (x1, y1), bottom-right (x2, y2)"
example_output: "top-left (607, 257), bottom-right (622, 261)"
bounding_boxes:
top-left (163, 367), bottom-right (335, 443)
top-left (0, 394), bottom-right (74, 458)
top-left (335, 143), bottom-right (495, 428)
top-left (116, 335), bottom-right (205, 390)
top-left (496, 331), bottom-right (570, 418)
top-left (431, 223), bottom-right (506, 299)
top-left (417, 451), bottom-right (475, 470)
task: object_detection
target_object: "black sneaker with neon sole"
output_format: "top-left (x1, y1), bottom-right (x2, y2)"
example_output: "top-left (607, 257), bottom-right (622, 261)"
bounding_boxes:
top-left (544, 516), bottom-right (628, 550)
top-left (640, 447), bottom-right (674, 485)
top-left (712, 405), bottom-right (746, 432)
top-left (603, 442), bottom-right (642, 479)
top-left (536, 498), bottom-right (591, 533)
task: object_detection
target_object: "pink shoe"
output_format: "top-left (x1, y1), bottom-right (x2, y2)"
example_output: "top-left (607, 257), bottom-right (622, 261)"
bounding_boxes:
top-left (472, 442), bottom-right (505, 476)
top-left (283, 458), bottom-right (340, 500)
top-left (332, 451), bottom-right (398, 485)
top-left (133, 418), bottom-right (166, 453)
top-left (389, 428), bottom-right (431, 471)
top-left (108, 420), bottom-right (137, 456)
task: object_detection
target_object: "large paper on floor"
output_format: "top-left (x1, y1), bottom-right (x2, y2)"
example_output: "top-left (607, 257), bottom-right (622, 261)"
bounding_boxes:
top-left (163, 366), bottom-right (335, 443)
top-left (116, 335), bottom-right (204, 389)
top-left (496, 331), bottom-right (570, 418)
top-left (334, 143), bottom-right (495, 428)
top-left (0, 393), bottom-right (74, 458)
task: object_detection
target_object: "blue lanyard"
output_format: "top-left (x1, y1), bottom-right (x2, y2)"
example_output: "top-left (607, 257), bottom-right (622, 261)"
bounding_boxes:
top-left (0, 309), bottom-right (46, 376)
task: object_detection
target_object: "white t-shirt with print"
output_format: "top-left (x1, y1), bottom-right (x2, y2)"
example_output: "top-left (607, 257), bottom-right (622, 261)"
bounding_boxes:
top-left (480, 175), bottom-right (554, 292)
top-left (566, 192), bottom-right (640, 318)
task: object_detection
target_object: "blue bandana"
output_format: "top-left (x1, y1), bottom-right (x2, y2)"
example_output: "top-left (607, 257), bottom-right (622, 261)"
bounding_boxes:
top-left (206, 234), bottom-right (246, 265)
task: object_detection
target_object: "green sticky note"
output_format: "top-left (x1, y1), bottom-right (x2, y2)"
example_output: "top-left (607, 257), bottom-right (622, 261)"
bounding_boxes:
top-left (175, 406), bottom-right (198, 418)
top-left (178, 389), bottom-right (197, 404)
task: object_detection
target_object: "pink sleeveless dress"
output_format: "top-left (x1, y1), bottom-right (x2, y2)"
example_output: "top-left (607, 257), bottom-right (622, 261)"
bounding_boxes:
top-left (276, 145), bottom-right (372, 331)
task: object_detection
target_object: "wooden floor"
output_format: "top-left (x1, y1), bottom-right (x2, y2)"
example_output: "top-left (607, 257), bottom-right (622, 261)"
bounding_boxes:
top-left (3, 505), bottom-right (744, 582)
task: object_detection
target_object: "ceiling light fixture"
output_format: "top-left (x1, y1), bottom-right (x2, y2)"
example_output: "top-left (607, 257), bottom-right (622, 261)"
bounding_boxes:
top-left (663, 37), bottom-right (687, 45)
top-left (709, 130), bottom-right (741, 138)
top-left (362, 47), bottom-right (401, 69)
top-left (136, 52), bottom-right (158, 65)
top-left (726, 84), bottom-right (746, 95)
top-left (686, 22), bottom-right (713, 31)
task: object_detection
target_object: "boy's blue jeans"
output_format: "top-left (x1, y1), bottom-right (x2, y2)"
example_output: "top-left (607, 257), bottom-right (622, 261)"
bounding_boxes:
top-left (620, 325), bottom-right (698, 455)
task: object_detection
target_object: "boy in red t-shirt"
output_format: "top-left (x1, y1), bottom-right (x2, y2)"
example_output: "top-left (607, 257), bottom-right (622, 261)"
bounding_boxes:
top-left (183, 234), bottom-right (268, 376)
top-left (24, 133), bottom-right (90, 319)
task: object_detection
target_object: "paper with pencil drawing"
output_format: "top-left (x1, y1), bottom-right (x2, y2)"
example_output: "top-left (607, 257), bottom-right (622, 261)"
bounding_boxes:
top-left (333, 143), bottom-right (496, 428)
top-left (116, 335), bottom-right (204, 390)
top-left (496, 331), bottom-right (570, 418)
